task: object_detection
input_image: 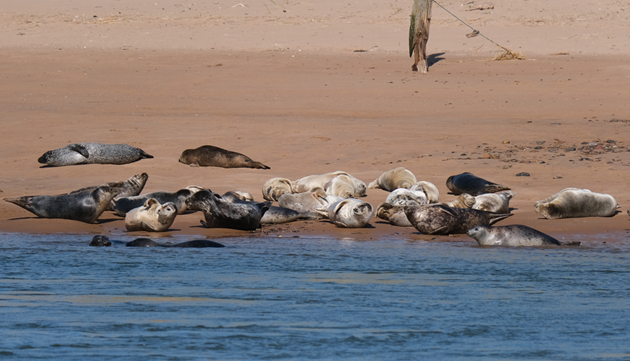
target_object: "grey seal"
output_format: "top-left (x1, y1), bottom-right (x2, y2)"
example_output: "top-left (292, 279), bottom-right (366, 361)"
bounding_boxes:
top-left (376, 194), bottom-right (476, 227)
top-left (368, 167), bottom-right (417, 191)
top-left (467, 225), bottom-right (563, 246)
top-left (111, 185), bottom-right (203, 216)
top-left (179, 145), bottom-right (270, 169)
top-left (534, 188), bottom-right (618, 219)
top-left (125, 198), bottom-right (178, 232)
top-left (185, 189), bottom-right (271, 230)
top-left (38, 143), bottom-right (153, 167)
top-left (473, 191), bottom-right (515, 214)
top-left (5, 181), bottom-right (128, 223)
top-left (405, 204), bottom-right (512, 235)
top-left (76, 173), bottom-right (149, 211)
top-left (221, 191), bottom-right (317, 224)
top-left (126, 238), bottom-right (225, 248)
top-left (446, 172), bottom-right (510, 196)
top-left (316, 198), bottom-right (374, 228)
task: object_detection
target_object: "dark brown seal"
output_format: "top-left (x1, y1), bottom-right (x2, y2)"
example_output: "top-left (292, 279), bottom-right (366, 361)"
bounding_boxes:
top-left (404, 204), bottom-right (512, 235)
top-left (179, 145), bottom-right (270, 169)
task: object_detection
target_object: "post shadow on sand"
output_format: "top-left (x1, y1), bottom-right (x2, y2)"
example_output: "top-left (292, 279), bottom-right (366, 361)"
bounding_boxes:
top-left (427, 52), bottom-right (445, 68)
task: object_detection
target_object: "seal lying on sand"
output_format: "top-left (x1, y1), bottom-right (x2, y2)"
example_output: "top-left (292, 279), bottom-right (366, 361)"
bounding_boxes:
top-left (179, 145), bottom-right (270, 169)
top-left (75, 173), bottom-right (149, 211)
top-left (292, 171), bottom-right (366, 197)
top-left (535, 188), bottom-right (618, 219)
top-left (186, 189), bottom-right (271, 230)
top-left (38, 143), bottom-right (153, 166)
top-left (405, 204), bottom-right (512, 235)
top-left (368, 167), bottom-right (417, 191)
top-left (446, 172), bottom-right (510, 196)
top-left (88, 235), bottom-right (224, 248)
top-left (376, 194), bottom-right (476, 227)
top-left (316, 199), bottom-right (374, 228)
top-left (262, 177), bottom-right (293, 201)
top-left (5, 181), bottom-right (129, 223)
top-left (221, 191), bottom-right (318, 224)
top-left (473, 191), bottom-right (515, 214)
top-left (467, 225), bottom-right (567, 247)
top-left (125, 198), bottom-right (177, 232)
top-left (112, 185), bottom-right (203, 216)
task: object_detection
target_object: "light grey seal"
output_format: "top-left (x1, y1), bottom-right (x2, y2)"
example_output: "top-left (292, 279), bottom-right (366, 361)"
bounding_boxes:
top-left (278, 187), bottom-right (330, 214)
top-left (262, 178), bottom-right (293, 202)
top-left (368, 167), bottom-right (417, 191)
top-left (185, 189), bottom-right (271, 230)
top-left (473, 191), bottom-right (515, 214)
top-left (316, 199), bottom-right (374, 228)
top-left (125, 198), bottom-right (177, 232)
top-left (413, 181), bottom-right (440, 203)
top-left (534, 188), bottom-right (618, 219)
top-left (111, 185), bottom-right (203, 216)
top-left (467, 225), bottom-right (562, 246)
top-left (5, 181), bottom-right (128, 223)
top-left (386, 188), bottom-right (428, 206)
top-left (38, 143), bottom-right (153, 167)
top-left (179, 145), bottom-right (270, 169)
top-left (446, 172), bottom-right (510, 196)
top-left (404, 204), bottom-right (512, 235)
top-left (292, 171), bottom-right (366, 197)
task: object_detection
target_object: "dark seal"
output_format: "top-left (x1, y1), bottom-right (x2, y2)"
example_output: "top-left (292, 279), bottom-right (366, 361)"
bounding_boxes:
top-left (178, 145), bottom-right (270, 169)
top-left (404, 204), bottom-right (512, 235)
top-left (446, 172), bottom-right (510, 196)
top-left (185, 189), bottom-right (271, 230)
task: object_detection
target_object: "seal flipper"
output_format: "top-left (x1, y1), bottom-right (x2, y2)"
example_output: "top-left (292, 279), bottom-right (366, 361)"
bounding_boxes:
top-left (484, 183), bottom-right (511, 193)
top-left (487, 212), bottom-right (513, 225)
top-left (141, 221), bottom-right (161, 232)
top-left (247, 160), bottom-right (271, 170)
top-left (139, 149), bottom-right (154, 159)
top-left (68, 144), bottom-right (90, 158)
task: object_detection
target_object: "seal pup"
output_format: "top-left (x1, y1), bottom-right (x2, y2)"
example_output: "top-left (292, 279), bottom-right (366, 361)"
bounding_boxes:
top-left (316, 199), bottom-right (374, 228)
top-left (446, 172), bottom-right (510, 196)
top-left (467, 225), bottom-right (563, 247)
top-left (262, 178), bottom-right (293, 202)
top-left (186, 189), bottom-right (271, 230)
top-left (112, 185), bottom-right (203, 216)
top-left (473, 191), bottom-right (515, 214)
top-left (404, 204), bottom-right (512, 235)
top-left (179, 145), bottom-right (270, 169)
top-left (38, 143), bottom-right (153, 167)
top-left (5, 181), bottom-right (128, 224)
top-left (534, 188), bottom-right (618, 219)
top-left (368, 168), bottom-right (417, 191)
top-left (125, 198), bottom-right (177, 232)
top-left (126, 238), bottom-right (225, 248)
top-left (222, 191), bottom-right (317, 224)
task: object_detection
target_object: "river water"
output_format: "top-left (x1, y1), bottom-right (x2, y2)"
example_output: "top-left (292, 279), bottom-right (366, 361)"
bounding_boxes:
top-left (1, 232), bottom-right (629, 360)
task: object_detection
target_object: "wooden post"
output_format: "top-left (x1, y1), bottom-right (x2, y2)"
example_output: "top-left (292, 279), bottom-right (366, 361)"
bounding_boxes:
top-left (409, 0), bottom-right (433, 73)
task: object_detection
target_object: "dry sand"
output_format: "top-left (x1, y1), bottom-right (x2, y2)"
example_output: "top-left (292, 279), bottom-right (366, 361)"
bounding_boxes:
top-left (1, 0), bottom-right (629, 242)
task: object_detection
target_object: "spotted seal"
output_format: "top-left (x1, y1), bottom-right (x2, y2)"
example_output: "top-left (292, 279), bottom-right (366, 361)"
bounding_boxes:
top-left (534, 188), bottom-right (618, 219)
top-left (316, 198), bottom-right (374, 228)
top-left (185, 189), bottom-right (271, 230)
top-left (446, 172), bottom-right (510, 196)
top-left (125, 198), bottom-right (177, 232)
top-left (467, 225), bottom-right (564, 246)
top-left (368, 167), bottom-right (417, 191)
top-left (179, 145), bottom-right (270, 169)
top-left (38, 143), bottom-right (153, 167)
top-left (405, 204), bottom-right (512, 235)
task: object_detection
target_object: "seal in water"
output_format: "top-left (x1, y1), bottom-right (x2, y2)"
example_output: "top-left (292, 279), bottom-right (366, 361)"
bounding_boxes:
top-left (534, 188), bottom-right (619, 219)
top-left (178, 145), bottom-right (270, 169)
top-left (316, 198), bottom-right (374, 228)
top-left (368, 167), bottom-right (417, 192)
top-left (473, 191), bottom-right (515, 214)
top-left (112, 185), bottom-right (203, 216)
top-left (446, 172), bottom-right (510, 196)
top-left (467, 225), bottom-right (564, 246)
top-left (186, 189), bottom-right (271, 230)
top-left (5, 181), bottom-right (128, 223)
top-left (126, 238), bottom-right (225, 248)
top-left (404, 204), bottom-right (512, 235)
top-left (125, 198), bottom-right (177, 232)
top-left (38, 143), bottom-right (153, 167)
top-left (89, 235), bottom-right (113, 247)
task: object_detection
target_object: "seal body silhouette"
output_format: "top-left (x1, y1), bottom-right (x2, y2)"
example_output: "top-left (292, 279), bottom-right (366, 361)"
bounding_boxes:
top-left (125, 198), bottom-right (178, 232)
top-left (38, 143), bottom-right (153, 166)
top-left (404, 204), bottom-right (512, 235)
top-left (368, 167), bottom-right (417, 191)
top-left (112, 186), bottom-right (203, 216)
top-left (467, 225), bottom-right (562, 246)
top-left (179, 145), bottom-right (270, 169)
top-left (186, 189), bottom-right (271, 230)
top-left (316, 199), bottom-right (374, 228)
top-left (534, 188), bottom-right (618, 219)
top-left (446, 172), bottom-right (510, 196)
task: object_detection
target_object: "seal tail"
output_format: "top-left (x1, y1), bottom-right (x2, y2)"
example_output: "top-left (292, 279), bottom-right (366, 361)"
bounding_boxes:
top-left (487, 212), bottom-right (513, 225)
top-left (248, 161), bottom-right (270, 170)
top-left (139, 150), bottom-right (154, 159)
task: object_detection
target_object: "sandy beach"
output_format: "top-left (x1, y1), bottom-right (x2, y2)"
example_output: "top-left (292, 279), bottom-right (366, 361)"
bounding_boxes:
top-left (1, 0), bottom-right (629, 241)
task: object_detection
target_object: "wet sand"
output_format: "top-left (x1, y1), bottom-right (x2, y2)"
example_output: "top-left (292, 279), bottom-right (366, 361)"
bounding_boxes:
top-left (1, 0), bottom-right (629, 241)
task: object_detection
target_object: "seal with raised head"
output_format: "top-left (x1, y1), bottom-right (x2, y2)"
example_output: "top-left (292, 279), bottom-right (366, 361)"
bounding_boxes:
top-left (38, 143), bottom-right (153, 167)
top-left (112, 185), bottom-right (203, 216)
top-left (316, 199), bottom-right (374, 228)
top-left (473, 191), bottom-right (515, 214)
top-left (467, 225), bottom-right (563, 247)
top-left (534, 188), bottom-right (618, 219)
top-left (404, 204), bottom-right (512, 235)
top-left (5, 181), bottom-right (128, 223)
top-left (75, 173), bottom-right (149, 211)
top-left (446, 172), bottom-right (510, 196)
top-left (262, 177), bottom-right (293, 202)
top-left (125, 198), bottom-right (177, 232)
top-left (368, 167), bottom-right (417, 192)
top-left (179, 145), bottom-right (270, 169)
top-left (186, 189), bottom-right (271, 230)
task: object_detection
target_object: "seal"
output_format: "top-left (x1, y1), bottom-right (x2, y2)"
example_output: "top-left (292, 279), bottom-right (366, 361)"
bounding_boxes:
top-left (316, 199), bottom-right (374, 228)
top-left (222, 191), bottom-right (317, 224)
top-left (473, 191), bottom-right (515, 214)
top-left (76, 173), bottom-right (149, 211)
top-left (126, 238), bottom-right (225, 248)
top-left (413, 181), bottom-right (440, 203)
top-left (277, 187), bottom-right (330, 214)
top-left (262, 177), bottom-right (293, 201)
top-left (385, 188), bottom-right (428, 206)
top-left (404, 204), bottom-right (512, 235)
top-left (376, 194), bottom-right (477, 227)
top-left (185, 189), bottom-right (271, 230)
top-left (179, 145), bottom-right (270, 169)
top-left (125, 198), bottom-right (177, 232)
top-left (38, 143), bottom-right (153, 167)
top-left (446, 172), bottom-right (510, 196)
top-left (292, 171), bottom-right (365, 197)
top-left (467, 225), bottom-right (562, 246)
top-left (324, 174), bottom-right (358, 198)
top-left (111, 185), bottom-right (203, 216)
top-left (89, 235), bottom-right (113, 247)
top-left (534, 188), bottom-right (618, 219)
top-left (368, 167), bottom-right (417, 191)
top-left (4, 181), bottom-right (129, 223)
